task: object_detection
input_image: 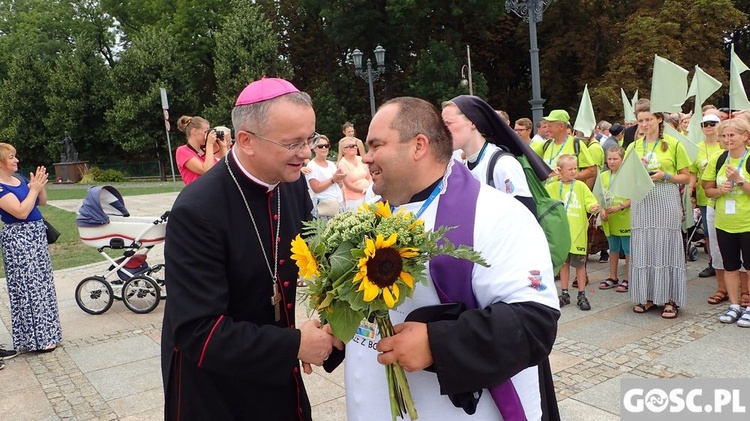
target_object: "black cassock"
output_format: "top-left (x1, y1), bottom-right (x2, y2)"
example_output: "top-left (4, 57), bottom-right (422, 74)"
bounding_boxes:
top-left (161, 155), bottom-right (313, 420)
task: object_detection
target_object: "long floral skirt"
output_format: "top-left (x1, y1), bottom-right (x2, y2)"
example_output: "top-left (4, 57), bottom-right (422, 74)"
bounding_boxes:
top-left (2, 219), bottom-right (62, 351)
top-left (629, 182), bottom-right (687, 307)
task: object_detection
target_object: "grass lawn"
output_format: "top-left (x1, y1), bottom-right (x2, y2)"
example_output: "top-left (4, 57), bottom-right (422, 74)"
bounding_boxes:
top-left (46, 181), bottom-right (183, 201)
top-left (0, 184), bottom-right (181, 278)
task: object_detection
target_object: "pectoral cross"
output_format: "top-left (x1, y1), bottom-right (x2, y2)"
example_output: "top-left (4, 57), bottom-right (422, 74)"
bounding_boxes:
top-left (271, 282), bottom-right (282, 321)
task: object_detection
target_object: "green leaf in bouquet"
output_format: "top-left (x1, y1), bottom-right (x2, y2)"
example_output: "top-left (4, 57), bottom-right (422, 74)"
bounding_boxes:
top-left (329, 241), bottom-right (357, 281)
top-left (337, 282), bottom-right (370, 312)
top-left (327, 300), bottom-right (365, 342)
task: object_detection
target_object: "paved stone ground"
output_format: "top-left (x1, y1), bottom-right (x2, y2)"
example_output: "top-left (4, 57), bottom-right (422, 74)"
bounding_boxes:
top-left (0, 192), bottom-right (748, 420)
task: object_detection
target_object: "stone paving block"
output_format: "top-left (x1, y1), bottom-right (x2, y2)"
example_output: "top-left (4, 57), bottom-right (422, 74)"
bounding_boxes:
top-left (108, 387), bottom-right (164, 419)
top-left (558, 397), bottom-right (620, 420)
top-left (304, 368), bottom-right (346, 406)
top-left (119, 407), bottom-right (163, 421)
top-left (0, 385), bottom-right (57, 421)
top-left (68, 335), bottom-right (160, 373)
top-left (85, 356), bottom-right (162, 401)
top-left (569, 372), bottom-right (645, 415)
top-left (311, 396), bottom-right (347, 421)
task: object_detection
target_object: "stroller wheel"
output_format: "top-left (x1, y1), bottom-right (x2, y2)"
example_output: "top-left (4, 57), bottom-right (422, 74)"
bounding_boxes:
top-left (75, 276), bottom-right (114, 315)
top-left (122, 275), bottom-right (161, 314)
top-left (688, 246), bottom-right (699, 262)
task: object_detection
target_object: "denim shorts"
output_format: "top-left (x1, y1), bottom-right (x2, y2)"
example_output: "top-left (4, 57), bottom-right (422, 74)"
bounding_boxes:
top-left (607, 235), bottom-right (630, 256)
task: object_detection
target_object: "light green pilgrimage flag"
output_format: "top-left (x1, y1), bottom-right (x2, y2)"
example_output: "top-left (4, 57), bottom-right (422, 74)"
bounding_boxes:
top-left (592, 170), bottom-right (605, 207)
top-left (686, 66), bottom-right (722, 145)
top-left (682, 184), bottom-right (695, 232)
top-left (651, 55), bottom-right (689, 113)
top-left (621, 89), bottom-right (636, 123)
top-left (609, 149), bottom-right (654, 203)
top-left (574, 85), bottom-right (596, 137)
top-left (664, 124), bottom-right (700, 162)
top-left (730, 44), bottom-right (750, 111)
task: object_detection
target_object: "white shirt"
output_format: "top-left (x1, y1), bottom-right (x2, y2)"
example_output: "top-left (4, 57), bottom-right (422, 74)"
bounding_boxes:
top-left (345, 162), bottom-right (557, 420)
top-left (469, 143), bottom-right (532, 198)
top-left (305, 160), bottom-right (344, 203)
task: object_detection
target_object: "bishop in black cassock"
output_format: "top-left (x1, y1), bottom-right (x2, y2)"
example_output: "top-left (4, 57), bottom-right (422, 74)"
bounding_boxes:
top-left (161, 78), bottom-right (332, 420)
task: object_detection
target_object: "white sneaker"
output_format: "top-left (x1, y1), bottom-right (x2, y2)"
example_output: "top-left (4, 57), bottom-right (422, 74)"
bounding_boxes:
top-left (719, 307), bottom-right (742, 324)
top-left (737, 311), bottom-right (750, 328)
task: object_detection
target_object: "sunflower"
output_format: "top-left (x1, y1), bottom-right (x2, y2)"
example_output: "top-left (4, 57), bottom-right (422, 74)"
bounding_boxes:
top-left (291, 234), bottom-right (320, 279)
top-left (353, 233), bottom-right (417, 308)
top-left (373, 201), bottom-right (392, 218)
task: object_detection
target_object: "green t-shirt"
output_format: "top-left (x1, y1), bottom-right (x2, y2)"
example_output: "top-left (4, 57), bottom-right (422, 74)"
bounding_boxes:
top-left (531, 136), bottom-right (596, 169)
top-left (601, 170), bottom-right (631, 237)
top-left (625, 134), bottom-right (691, 175)
top-left (546, 180), bottom-right (598, 255)
top-left (690, 141), bottom-right (722, 207)
top-left (701, 147), bottom-right (750, 233)
top-left (587, 140), bottom-right (605, 171)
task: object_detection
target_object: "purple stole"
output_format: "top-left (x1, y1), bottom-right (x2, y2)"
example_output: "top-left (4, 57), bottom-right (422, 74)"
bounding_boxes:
top-left (429, 161), bottom-right (528, 421)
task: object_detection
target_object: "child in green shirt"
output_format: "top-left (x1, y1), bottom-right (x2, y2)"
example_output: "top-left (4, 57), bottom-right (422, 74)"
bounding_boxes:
top-left (599, 146), bottom-right (632, 292)
top-left (546, 154), bottom-right (600, 310)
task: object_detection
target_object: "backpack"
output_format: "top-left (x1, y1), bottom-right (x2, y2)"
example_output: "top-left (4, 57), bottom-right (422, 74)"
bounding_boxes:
top-left (487, 150), bottom-right (572, 275)
top-left (542, 136), bottom-right (582, 158)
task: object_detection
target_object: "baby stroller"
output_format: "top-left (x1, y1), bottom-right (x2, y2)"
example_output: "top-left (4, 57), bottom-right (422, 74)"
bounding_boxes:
top-left (74, 186), bottom-right (169, 315)
top-left (684, 209), bottom-right (705, 262)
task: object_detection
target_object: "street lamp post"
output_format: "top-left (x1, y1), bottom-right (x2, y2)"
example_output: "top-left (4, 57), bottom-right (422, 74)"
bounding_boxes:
top-left (351, 45), bottom-right (386, 117)
top-left (506, 0), bottom-right (556, 128)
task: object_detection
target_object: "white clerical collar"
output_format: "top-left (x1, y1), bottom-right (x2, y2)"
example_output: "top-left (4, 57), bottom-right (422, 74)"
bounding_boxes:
top-left (231, 148), bottom-right (279, 192)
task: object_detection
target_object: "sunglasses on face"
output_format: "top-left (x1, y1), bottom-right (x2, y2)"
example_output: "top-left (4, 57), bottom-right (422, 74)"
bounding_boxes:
top-left (317, 144), bottom-right (330, 149)
top-left (702, 122), bottom-right (718, 128)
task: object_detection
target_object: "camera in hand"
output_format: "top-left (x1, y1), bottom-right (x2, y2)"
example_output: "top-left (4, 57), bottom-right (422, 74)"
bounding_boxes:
top-left (214, 129), bottom-right (224, 140)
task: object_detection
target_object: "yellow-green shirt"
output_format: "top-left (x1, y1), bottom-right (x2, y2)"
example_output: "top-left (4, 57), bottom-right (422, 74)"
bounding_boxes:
top-left (701, 147), bottom-right (750, 233)
top-left (601, 170), bottom-right (631, 237)
top-left (546, 180), bottom-right (599, 255)
top-left (690, 141), bottom-right (722, 207)
top-left (587, 140), bottom-right (605, 171)
top-left (531, 136), bottom-right (596, 169)
top-left (624, 134), bottom-right (691, 175)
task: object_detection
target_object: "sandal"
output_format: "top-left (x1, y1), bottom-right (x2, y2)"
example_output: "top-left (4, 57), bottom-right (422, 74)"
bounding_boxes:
top-left (661, 302), bottom-right (679, 319)
top-left (296, 280), bottom-right (308, 288)
top-left (720, 306), bottom-right (742, 324)
top-left (742, 293), bottom-right (750, 308)
top-left (37, 343), bottom-right (57, 353)
top-left (707, 290), bottom-right (729, 305)
top-left (615, 280), bottom-right (629, 293)
top-left (599, 278), bottom-right (619, 290)
top-left (633, 302), bottom-right (657, 314)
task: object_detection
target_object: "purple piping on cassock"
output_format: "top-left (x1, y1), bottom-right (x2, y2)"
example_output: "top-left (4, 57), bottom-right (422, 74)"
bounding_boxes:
top-left (429, 161), bottom-right (528, 421)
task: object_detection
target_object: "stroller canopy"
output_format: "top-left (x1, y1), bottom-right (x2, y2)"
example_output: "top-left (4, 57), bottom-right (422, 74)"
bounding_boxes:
top-left (76, 186), bottom-right (130, 227)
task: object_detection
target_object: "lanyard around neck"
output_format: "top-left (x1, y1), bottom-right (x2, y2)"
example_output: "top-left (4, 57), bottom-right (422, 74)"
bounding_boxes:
top-left (642, 137), bottom-right (660, 158)
top-left (559, 180), bottom-right (575, 211)
top-left (547, 136), bottom-right (569, 165)
top-left (730, 148), bottom-right (749, 186)
top-left (392, 182), bottom-right (442, 219)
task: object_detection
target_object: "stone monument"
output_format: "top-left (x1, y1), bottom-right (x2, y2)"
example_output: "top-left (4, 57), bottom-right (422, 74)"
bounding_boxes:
top-left (53, 131), bottom-right (88, 183)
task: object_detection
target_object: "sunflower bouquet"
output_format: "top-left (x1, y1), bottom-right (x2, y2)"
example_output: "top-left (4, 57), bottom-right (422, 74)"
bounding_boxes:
top-left (291, 202), bottom-right (486, 421)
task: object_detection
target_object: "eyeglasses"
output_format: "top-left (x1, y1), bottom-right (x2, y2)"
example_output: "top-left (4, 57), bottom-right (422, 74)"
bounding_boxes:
top-left (316, 144), bottom-right (330, 149)
top-left (246, 131), bottom-right (320, 153)
top-left (701, 122), bottom-right (718, 128)
top-left (515, 128), bottom-right (530, 132)
top-left (343, 144), bottom-right (358, 149)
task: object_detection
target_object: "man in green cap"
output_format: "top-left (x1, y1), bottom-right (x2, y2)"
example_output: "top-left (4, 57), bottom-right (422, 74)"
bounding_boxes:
top-left (531, 109), bottom-right (597, 182)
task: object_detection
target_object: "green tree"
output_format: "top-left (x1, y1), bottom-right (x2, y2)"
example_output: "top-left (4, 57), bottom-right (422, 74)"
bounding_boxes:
top-left (106, 27), bottom-right (200, 162)
top-left (205, 0), bottom-right (293, 125)
top-left (45, 36), bottom-right (114, 163)
top-left (0, 45), bottom-right (53, 164)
